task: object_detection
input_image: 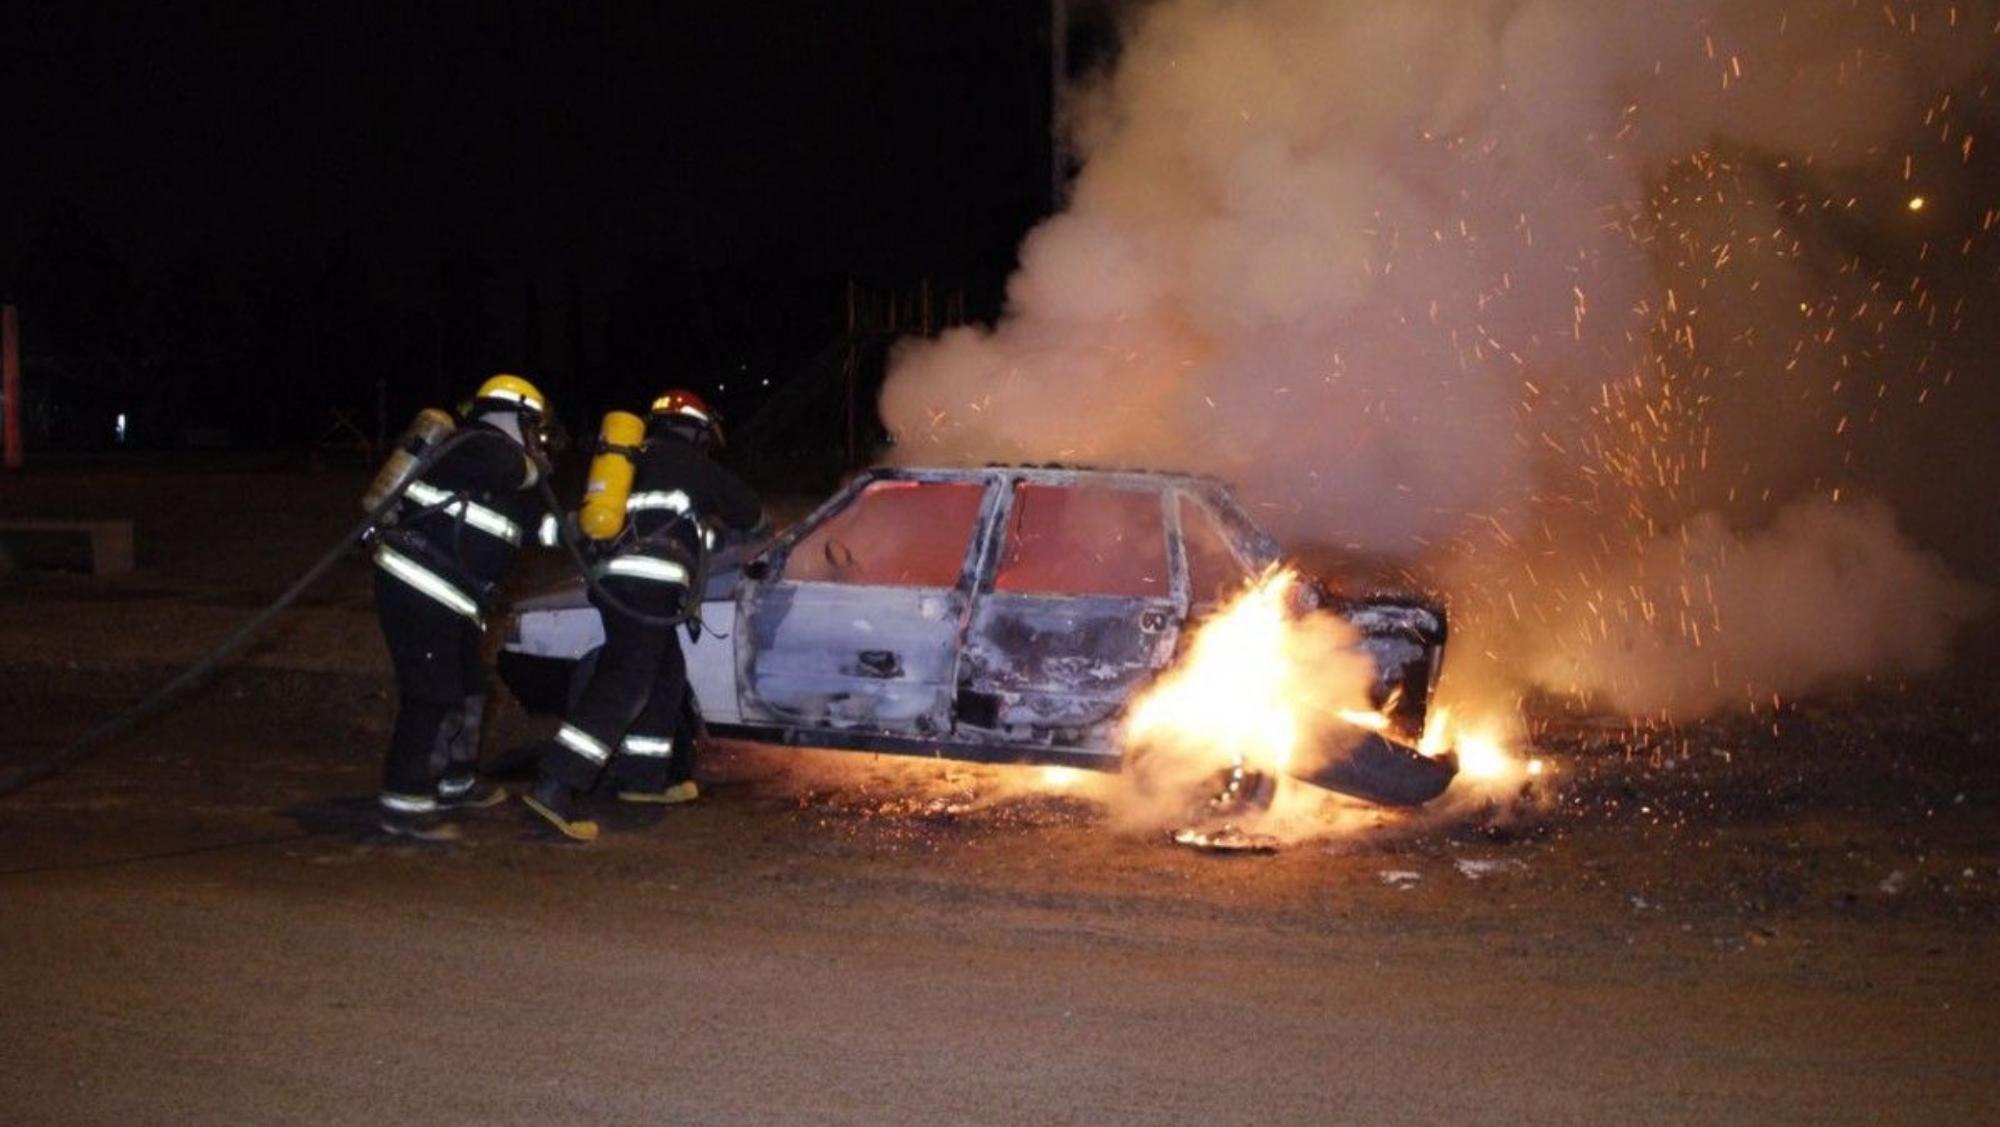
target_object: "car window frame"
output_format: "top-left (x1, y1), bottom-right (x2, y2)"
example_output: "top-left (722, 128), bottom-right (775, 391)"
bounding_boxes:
top-left (1174, 488), bottom-right (1259, 607)
top-left (972, 473), bottom-right (1188, 608)
top-left (1191, 482), bottom-right (1281, 572)
top-left (752, 469), bottom-right (1003, 593)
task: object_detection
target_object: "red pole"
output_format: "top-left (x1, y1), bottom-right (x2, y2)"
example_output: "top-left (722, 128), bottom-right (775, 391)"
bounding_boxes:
top-left (2, 304), bottom-right (21, 469)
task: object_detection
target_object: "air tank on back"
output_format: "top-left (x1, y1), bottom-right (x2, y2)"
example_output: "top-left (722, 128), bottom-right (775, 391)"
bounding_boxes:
top-left (360, 407), bottom-right (457, 515)
top-left (579, 410), bottom-right (647, 540)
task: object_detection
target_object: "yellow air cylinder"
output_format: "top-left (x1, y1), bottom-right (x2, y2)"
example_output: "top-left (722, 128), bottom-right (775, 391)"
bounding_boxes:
top-left (579, 410), bottom-right (646, 540)
top-left (361, 407), bottom-right (457, 513)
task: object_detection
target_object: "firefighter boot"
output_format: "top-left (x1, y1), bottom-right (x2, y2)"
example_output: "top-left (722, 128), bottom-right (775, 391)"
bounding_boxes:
top-left (523, 777), bottom-right (600, 842)
top-left (378, 795), bottom-right (463, 844)
top-left (618, 780), bottom-right (699, 805)
top-left (437, 775), bottom-right (509, 810)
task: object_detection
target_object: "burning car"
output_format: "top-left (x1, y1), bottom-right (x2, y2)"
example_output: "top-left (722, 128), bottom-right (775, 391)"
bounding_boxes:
top-left (497, 465), bottom-right (1457, 806)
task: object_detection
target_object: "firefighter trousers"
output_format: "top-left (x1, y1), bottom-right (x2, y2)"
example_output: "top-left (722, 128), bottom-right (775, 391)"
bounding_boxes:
top-left (541, 572), bottom-right (694, 793)
top-left (374, 567), bottom-right (487, 808)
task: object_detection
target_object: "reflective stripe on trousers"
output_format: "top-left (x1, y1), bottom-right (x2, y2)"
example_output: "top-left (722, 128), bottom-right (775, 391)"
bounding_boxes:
top-left (620, 734), bottom-right (675, 758)
top-left (556, 723), bottom-right (612, 764)
top-left (374, 544), bottom-right (484, 625)
top-left (380, 792), bottom-right (438, 814)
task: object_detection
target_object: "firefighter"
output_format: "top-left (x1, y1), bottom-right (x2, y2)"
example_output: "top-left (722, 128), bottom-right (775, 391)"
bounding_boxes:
top-left (372, 374), bottom-right (561, 841)
top-left (523, 388), bottom-right (763, 842)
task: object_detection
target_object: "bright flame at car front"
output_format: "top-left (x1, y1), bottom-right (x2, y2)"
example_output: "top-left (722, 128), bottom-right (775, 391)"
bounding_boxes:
top-left (1122, 566), bottom-right (1314, 776)
top-left (1415, 705), bottom-right (1541, 784)
top-left (1111, 565), bottom-right (1545, 840)
top-left (1455, 729), bottom-right (1513, 780)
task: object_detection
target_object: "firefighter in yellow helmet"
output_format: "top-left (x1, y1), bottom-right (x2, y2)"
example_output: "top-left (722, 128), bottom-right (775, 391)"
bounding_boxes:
top-left (371, 374), bottom-right (562, 841)
top-left (524, 388), bottom-right (764, 841)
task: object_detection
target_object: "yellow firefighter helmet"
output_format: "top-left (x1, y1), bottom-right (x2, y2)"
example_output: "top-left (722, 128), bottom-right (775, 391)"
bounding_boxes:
top-left (472, 373), bottom-right (549, 419)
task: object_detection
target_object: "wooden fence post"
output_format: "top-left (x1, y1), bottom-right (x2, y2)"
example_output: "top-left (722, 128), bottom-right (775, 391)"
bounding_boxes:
top-left (3, 304), bottom-right (22, 469)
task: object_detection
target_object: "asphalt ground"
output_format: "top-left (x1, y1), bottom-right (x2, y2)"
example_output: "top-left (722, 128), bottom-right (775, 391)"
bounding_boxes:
top-left (1, 459), bottom-right (1995, 1125)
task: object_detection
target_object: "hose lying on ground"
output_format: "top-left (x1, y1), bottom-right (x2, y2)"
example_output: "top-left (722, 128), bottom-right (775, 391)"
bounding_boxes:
top-left (0, 430), bottom-right (499, 799)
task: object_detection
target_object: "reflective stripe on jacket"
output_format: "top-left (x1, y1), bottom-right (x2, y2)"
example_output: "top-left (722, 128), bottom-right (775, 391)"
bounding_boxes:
top-left (374, 543), bottom-right (484, 625)
top-left (403, 480), bottom-right (523, 545)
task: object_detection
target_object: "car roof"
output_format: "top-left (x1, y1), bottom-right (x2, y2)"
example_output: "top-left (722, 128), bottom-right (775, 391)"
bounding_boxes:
top-left (855, 463), bottom-right (1281, 566)
top-left (864, 463), bottom-right (1231, 493)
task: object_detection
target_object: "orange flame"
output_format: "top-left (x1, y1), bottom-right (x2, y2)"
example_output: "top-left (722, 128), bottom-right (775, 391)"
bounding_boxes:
top-left (1116, 566), bottom-right (1545, 828)
top-left (1121, 564), bottom-right (1384, 790)
top-left (1123, 566), bottom-right (1320, 774)
top-left (1415, 705), bottom-right (1544, 783)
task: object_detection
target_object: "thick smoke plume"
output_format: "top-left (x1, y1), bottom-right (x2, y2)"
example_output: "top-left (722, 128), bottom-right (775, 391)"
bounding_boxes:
top-left (882, 0), bottom-right (1995, 717)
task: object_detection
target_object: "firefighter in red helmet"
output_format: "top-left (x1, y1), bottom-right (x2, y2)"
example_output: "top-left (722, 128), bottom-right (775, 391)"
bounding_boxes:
top-left (524, 388), bottom-right (763, 841)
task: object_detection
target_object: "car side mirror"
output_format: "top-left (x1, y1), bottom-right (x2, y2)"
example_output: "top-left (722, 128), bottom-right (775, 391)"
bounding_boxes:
top-left (742, 558), bottom-right (771, 582)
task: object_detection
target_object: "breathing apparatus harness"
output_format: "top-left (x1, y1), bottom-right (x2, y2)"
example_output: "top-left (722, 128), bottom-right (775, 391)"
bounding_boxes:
top-left (371, 402), bottom-right (696, 631)
top-left (546, 424), bottom-right (713, 639)
top-left (365, 402), bottom-right (555, 616)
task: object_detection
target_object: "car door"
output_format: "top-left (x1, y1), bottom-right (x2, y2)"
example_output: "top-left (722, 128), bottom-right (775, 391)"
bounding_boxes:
top-left (1175, 488), bottom-right (1260, 614)
top-left (955, 476), bottom-right (1187, 749)
top-left (734, 472), bottom-right (999, 737)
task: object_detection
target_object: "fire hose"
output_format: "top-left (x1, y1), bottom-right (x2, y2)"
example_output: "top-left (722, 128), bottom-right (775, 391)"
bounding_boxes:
top-left (0, 432), bottom-right (695, 799)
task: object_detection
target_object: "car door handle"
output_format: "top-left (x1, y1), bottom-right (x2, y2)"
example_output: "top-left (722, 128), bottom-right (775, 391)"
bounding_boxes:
top-left (857, 650), bottom-right (902, 678)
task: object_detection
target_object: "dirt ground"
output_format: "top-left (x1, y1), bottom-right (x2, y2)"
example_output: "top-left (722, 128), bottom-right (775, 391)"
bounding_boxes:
top-left (2, 458), bottom-right (1996, 1126)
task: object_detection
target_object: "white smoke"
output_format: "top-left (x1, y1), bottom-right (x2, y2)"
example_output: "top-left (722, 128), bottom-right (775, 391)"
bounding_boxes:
top-left (1525, 497), bottom-right (1988, 714)
top-left (881, 0), bottom-right (1995, 717)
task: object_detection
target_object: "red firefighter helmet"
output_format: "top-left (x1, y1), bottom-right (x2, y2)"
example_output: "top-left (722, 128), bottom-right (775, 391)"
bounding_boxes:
top-left (648, 388), bottom-right (722, 446)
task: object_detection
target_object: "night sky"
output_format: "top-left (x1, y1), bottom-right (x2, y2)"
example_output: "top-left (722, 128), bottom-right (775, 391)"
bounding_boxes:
top-left (1, 2), bottom-right (1065, 448)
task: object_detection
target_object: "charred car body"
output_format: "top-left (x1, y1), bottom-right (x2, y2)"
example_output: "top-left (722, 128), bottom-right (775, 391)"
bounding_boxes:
top-left (498, 466), bottom-right (1457, 806)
